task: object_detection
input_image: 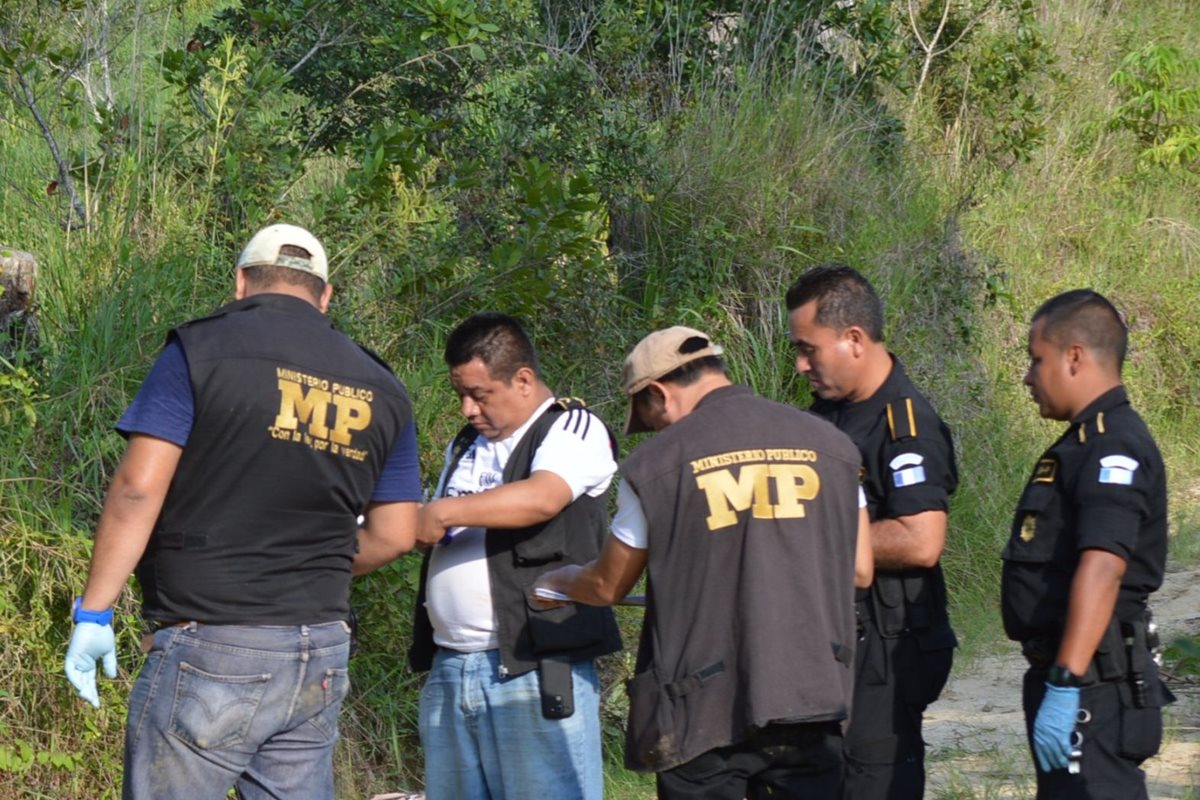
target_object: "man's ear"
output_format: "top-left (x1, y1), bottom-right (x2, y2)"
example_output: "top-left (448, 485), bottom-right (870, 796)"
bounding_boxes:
top-left (235, 269), bottom-right (247, 300)
top-left (317, 282), bottom-right (333, 313)
top-left (844, 325), bottom-right (868, 357)
top-left (1066, 342), bottom-right (1085, 375)
top-left (512, 365), bottom-right (538, 395)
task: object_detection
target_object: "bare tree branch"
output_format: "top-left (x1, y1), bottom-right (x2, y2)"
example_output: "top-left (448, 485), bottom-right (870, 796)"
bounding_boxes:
top-left (911, 0), bottom-right (952, 103)
top-left (15, 67), bottom-right (88, 227)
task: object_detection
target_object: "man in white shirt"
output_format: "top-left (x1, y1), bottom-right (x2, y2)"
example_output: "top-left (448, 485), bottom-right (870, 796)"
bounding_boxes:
top-left (409, 312), bottom-right (622, 800)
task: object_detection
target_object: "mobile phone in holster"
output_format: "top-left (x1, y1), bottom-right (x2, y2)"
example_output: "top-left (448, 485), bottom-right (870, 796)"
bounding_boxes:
top-left (538, 657), bottom-right (574, 719)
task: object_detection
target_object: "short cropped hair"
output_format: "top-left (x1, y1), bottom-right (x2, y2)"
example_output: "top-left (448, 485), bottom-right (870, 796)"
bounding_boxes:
top-left (1032, 290), bottom-right (1127, 369)
top-left (445, 312), bottom-right (540, 382)
top-left (785, 264), bottom-right (884, 343)
top-left (241, 259), bottom-right (326, 304)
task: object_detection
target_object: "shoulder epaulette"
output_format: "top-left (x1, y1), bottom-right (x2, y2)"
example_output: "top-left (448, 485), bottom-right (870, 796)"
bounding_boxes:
top-left (1076, 411), bottom-right (1108, 444)
top-left (885, 397), bottom-right (919, 441)
top-left (553, 396), bottom-right (588, 412)
top-left (450, 423), bottom-right (477, 461)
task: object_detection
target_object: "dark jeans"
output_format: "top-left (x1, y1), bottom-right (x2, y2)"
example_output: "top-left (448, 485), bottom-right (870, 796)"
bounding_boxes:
top-left (843, 629), bottom-right (954, 800)
top-left (656, 722), bottom-right (844, 800)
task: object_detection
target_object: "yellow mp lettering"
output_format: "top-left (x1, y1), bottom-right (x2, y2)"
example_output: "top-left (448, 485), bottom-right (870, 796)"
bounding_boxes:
top-left (770, 464), bottom-right (820, 519)
top-left (695, 463), bottom-right (822, 530)
top-left (696, 465), bottom-right (773, 529)
top-left (274, 380), bottom-right (331, 439)
top-left (330, 395), bottom-right (372, 445)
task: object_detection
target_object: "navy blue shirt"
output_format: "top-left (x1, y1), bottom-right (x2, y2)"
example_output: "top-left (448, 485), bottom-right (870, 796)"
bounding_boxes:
top-left (118, 339), bottom-right (422, 502)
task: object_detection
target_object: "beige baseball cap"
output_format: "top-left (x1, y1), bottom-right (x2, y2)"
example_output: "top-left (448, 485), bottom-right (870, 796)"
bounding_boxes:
top-left (236, 224), bottom-right (328, 282)
top-left (622, 326), bottom-right (724, 434)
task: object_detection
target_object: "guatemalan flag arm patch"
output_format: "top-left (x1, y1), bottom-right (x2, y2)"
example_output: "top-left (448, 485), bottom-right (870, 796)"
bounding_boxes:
top-left (890, 452), bottom-right (926, 488)
top-left (1098, 454), bottom-right (1139, 486)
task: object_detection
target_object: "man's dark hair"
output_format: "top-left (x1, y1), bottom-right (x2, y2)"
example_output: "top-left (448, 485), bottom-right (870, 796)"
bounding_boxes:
top-left (785, 264), bottom-right (885, 342)
top-left (445, 312), bottom-right (540, 381)
top-left (1032, 289), bottom-right (1127, 369)
top-left (241, 257), bottom-right (326, 304)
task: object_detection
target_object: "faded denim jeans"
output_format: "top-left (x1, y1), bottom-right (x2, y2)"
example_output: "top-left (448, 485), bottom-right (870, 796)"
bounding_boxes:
top-left (123, 621), bottom-right (351, 800)
top-left (418, 648), bottom-right (603, 800)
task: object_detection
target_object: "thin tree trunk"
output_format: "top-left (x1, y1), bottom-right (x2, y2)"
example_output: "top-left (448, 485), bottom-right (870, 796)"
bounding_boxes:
top-left (16, 69), bottom-right (88, 227)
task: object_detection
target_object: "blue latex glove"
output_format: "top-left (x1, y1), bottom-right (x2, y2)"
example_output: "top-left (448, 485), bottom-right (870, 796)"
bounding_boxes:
top-left (64, 622), bottom-right (117, 708)
top-left (1033, 683), bottom-right (1080, 772)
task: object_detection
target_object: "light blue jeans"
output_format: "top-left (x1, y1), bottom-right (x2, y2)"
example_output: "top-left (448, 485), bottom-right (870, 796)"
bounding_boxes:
top-left (418, 648), bottom-right (603, 800)
top-left (123, 621), bottom-right (351, 800)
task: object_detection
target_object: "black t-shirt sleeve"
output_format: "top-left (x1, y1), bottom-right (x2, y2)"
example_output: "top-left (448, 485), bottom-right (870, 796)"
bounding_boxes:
top-left (877, 407), bottom-right (957, 520)
top-left (1074, 439), bottom-right (1152, 561)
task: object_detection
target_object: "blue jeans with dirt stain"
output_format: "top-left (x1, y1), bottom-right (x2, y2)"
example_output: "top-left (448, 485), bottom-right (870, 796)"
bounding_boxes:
top-left (122, 620), bottom-right (351, 800)
top-left (418, 648), bottom-right (603, 800)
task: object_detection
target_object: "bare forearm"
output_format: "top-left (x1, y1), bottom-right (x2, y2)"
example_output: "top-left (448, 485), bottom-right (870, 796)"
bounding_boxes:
top-left (79, 435), bottom-right (181, 611)
top-left (81, 482), bottom-right (165, 609)
top-left (547, 562), bottom-right (629, 606)
top-left (855, 506), bottom-right (873, 588)
top-left (869, 510), bottom-right (946, 570)
top-left (352, 531), bottom-right (403, 576)
top-left (870, 518), bottom-right (919, 569)
top-left (1056, 549), bottom-right (1125, 675)
top-left (536, 537), bottom-right (648, 607)
top-left (427, 471), bottom-right (572, 530)
top-left (353, 502), bottom-right (420, 576)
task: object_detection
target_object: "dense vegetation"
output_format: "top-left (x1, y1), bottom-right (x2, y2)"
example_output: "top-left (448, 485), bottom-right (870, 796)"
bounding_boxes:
top-left (2, 1), bottom-right (1198, 796)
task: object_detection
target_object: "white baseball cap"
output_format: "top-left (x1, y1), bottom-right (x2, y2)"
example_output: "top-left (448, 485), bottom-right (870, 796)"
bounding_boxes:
top-left (236, 224), bottom-right (328, 282)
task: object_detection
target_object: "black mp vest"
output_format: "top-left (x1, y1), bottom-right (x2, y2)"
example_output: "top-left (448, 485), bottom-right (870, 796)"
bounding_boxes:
top-left (620, 385), bottom-right (861, 772)
top-left (408, 398), bottom-right (623, 677)
top-left (136, 294), bottom-right (412, 625)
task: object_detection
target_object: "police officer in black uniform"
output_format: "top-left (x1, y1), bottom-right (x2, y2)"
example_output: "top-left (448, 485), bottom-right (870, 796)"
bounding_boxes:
top-left (786, 265), bottom-right (958, 800)
top-left (1003, 289), bottom-right (1173, 800)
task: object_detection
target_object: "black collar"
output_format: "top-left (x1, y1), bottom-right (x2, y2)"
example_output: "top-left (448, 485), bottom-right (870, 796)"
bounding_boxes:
top-left (1070, 385), bottom-right (1130, 426)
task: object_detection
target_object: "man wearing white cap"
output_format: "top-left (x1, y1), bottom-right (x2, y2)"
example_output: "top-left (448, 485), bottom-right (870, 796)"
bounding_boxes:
top-left (63, 224), bottom-right (428, 799)
top-left (534, 326), bottom-right (873, 800)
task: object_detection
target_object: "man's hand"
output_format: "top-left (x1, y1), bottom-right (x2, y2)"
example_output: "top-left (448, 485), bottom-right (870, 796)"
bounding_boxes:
top-left (530, 565), bottom-right (584, 609)
top-left (416, 500), bottom-right (450, 545)
top-left (64, 622), bottom-right (117, 708)
top-left (1032, 684), bottom-right (1079, 772)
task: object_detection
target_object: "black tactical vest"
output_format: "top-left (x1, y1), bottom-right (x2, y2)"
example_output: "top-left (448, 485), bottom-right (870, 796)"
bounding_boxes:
top-left (408, 399), bottom-right (623, 677)
top-left (620, 384), bottom-right (861, 772)
top-left (136, 293), bottom-right (412, 625)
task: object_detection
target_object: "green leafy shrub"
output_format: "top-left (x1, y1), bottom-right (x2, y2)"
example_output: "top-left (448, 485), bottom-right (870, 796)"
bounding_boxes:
top-left (1110, 43), bottom-right (1200, 169)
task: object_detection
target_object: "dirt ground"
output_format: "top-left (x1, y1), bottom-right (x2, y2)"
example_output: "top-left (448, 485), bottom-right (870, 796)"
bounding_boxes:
top-left (925, 566), bottom-right (1200, 798)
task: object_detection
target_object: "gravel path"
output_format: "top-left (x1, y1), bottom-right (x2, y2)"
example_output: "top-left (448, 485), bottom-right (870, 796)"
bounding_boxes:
top-left (925, 566), bottom-right (1200, 798)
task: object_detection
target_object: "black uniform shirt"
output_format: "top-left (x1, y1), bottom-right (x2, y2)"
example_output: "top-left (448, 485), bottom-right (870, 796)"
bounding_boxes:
top-left (1001, 386), bottom-right (1168, 643)
top-left (811, 356), bottom-right (958, 522)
